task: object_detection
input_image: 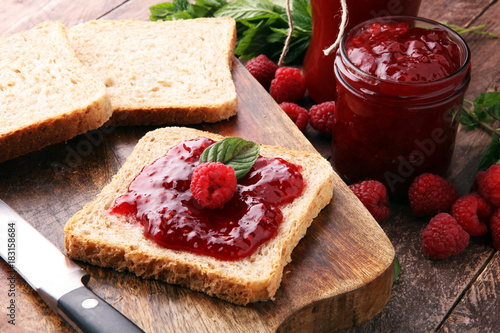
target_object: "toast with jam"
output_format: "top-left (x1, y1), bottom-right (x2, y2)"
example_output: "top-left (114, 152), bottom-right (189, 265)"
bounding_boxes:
top-left (64, 127), bottom-right (334, 305)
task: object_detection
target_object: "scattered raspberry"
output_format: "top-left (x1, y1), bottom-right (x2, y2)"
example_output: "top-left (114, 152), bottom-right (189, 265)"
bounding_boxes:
top-left (270, 67), bottom-right (306, 103)
top-left (478, 164), bottom-right (500, 206)
top-left (421, 213), bottom-right (469, 259)
top-left (349, 180), bottom-right (390, 222)
top-left (451, 193), bottom-right (492, 236)
top-left (490, 209), bottom-right (500, 250)
top-left (190, 162), bottom-right (237, 209)
top-left (279, 102), bottom-right (309, 132)
top-left (309, 101), bottom-right (335, 137)
top-left (408, 173), bottom-right (459, 217)
top-left (245, 55), bottom-right (278, 89)
top-left (470, 170), bottom-right (485, 193)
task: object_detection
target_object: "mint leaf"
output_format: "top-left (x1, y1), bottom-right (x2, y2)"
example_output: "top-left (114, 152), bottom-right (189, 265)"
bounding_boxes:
top-left (290, 0), bottom-right (312, 32)
top-left (459, 110), bottom-right (479, 130)
top-left (150, 3), bottom-right (175, 20)
top-left (460, 92), bottom-right (500, 133)
top-left (214, 0), bottom-right (283, 21)
top-left (478, 134), bottom-right (500, 172)
top-left (150, 0), bottom-right (226, 21)
top-left (199, 137), bottom-right (260, 179)
top-left (475, 92), bottom-right (500, 121)
top-left (173, 0), bottom-right (190, 12)
top-left (393, 257), bottom-right (401, 282)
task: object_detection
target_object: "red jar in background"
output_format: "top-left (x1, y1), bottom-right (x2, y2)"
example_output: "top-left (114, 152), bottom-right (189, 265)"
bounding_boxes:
top-left (331, 16), bottom-right (471, 196)
top-left (303, 0), bottom-right (421, 103)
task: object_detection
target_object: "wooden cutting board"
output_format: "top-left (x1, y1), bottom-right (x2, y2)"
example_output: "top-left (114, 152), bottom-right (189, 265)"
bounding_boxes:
top-left (0, 59), bottom-right (394, 333)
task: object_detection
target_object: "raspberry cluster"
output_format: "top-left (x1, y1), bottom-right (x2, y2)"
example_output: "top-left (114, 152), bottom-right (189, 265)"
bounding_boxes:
top-left (408, 165), bottom-right (500, 260)
top-left (244, 55), bottom-right (335, 136)
top-left (350, 167), bottom-right (500, 261)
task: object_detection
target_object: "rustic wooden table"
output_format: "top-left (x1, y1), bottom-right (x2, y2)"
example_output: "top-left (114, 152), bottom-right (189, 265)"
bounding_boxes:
top-left (1, 0), bottom-right (499, 332)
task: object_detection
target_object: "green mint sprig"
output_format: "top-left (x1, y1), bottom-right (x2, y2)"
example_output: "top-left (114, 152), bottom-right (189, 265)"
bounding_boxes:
top-left (441, 22), bottom-right (499, 38)
top-left (199, 137), bottom-right (260, 179)
top-left (460, 90), bottom-right (500, 171)
top-left (150, 0), bottom-right (312, 64)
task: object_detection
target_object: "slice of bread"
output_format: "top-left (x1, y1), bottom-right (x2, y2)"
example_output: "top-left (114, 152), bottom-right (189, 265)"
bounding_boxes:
top-left (0, 21), bottom-right (112, 163)
top-left (68, 18), bottom-right (238, 126)
top-left (64, 127), bottom-right (334, 305)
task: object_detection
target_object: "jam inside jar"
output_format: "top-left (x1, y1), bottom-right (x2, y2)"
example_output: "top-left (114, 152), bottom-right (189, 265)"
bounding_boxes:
top-left (332, 16), bottom-right (471, 196)
top-left (303, 0), bottom-right (421, 103)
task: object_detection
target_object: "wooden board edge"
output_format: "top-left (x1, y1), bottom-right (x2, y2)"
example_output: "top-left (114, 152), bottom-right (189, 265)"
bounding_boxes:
top-left (276, 259), bottom-right (395, 332)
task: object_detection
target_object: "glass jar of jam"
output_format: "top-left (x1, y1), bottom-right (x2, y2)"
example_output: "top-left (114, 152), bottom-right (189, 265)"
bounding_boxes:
top-left (331, 16), bottom-right (471, 196)
top-left (303, 0), bottom-right (421, 103)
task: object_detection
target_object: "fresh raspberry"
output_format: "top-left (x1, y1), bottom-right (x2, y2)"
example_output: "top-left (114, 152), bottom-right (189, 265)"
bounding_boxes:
top-left (190, 162), bottom-right (237, 209)
top-left (408, 173), bottom-right (459, 217)
top-left (478, 164), bottom-right (500, 206)
top-left (470, 170), bottom-right (485, 193)
top-left (279, 102), bottom-right (309, 132)
top-left (490, 209), bottom-right (500, 250)
top-left (349, 180), bottom-right (390, 222)
top-left (451, 193), bottom-right (492, 236)
top-left (270, 67), bottom-right (306, 103)
top-left (421, 213), bottom-right (469, 259)
top-left (309, 101), bottom-right (335, 137)
top-left (245, 55), bottom-right (278, 89)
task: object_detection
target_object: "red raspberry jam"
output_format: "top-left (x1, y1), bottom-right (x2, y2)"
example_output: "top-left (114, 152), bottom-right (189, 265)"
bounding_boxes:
top-left (109, 138), bottom-right (305, 260)
top-left (347, 22), bottom-right (461, 82)
top-left (332, 17), bottom-right (470, 196)
top-left (303, 0), bottom-right (421, 103)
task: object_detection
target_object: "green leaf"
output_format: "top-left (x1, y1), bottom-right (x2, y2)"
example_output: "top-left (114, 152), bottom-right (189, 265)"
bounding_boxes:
top-left (199, 138), bottom-right (261, 179)
top-left (459, 110), bottom-right (479, 130)
top-left (474, 92), bottom-right (500, 121)
top-left (487, 103), bottom-right (500, 121)
top-left (173, 0), bottom-right (190, 12)
top-left (478, 133), bottom-right (500, 172)
top-left (290, 0), bottom-right (312, 32)
top-left (393, 257), bottom-right (401, 282)
top-left (214, 0), bottom-right (283, 21)
top-left (150, 3), bottom-right (175, 21)
top-left (191, 0), bottom-right (228, 17)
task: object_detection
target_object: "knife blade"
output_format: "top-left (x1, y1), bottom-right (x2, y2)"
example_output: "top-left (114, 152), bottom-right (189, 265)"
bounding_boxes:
top-left (0, 199), bottom-right (144, 333)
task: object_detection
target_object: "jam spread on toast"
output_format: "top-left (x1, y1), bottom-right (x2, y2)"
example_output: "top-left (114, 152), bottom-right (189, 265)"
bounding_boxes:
top-left (109, 138), bottom-right (304, 260)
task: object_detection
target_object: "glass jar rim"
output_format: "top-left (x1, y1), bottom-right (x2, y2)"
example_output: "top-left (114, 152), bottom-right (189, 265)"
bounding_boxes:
top-left (338, 15), bottom-right (471, 86)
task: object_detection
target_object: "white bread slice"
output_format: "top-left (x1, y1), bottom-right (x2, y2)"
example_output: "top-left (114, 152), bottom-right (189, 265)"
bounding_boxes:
top-left (64, 127), bottom-right (334, 305)
top-left (67, 19), bottom-right (238, 126)
top-left (0, 21), bottom-right (112, 163)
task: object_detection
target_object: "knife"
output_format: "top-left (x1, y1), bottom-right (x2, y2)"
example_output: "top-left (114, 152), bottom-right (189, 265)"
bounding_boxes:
top-left (0, 199), bottom-right (144, 333)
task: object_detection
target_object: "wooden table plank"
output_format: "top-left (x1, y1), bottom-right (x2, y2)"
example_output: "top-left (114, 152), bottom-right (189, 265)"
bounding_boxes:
top-left (0, 0), bottom-right (128, 38)
top-left (439, 252), bottom-right (500, 332)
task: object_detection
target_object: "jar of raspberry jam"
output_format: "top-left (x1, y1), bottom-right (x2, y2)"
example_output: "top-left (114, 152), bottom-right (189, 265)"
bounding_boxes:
top-left (303, 0), bottom-right (421, 103)
top-left (331, 16), bottom-right (471, 196)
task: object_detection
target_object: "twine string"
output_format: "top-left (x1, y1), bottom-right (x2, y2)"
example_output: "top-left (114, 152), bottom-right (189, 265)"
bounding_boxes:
top-left (323, 0), bottom-right (348, 56)
top-left (278, 0), bottom-right (294, 66)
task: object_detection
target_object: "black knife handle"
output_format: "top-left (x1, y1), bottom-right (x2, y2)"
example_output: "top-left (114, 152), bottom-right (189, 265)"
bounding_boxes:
top-left (58, 286), bottom-right (144, 333)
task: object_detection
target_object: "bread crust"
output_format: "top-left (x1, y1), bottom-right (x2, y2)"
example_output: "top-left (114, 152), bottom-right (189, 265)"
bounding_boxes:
top-left (0, 21), bottom-right (112, 163)
top-left (64, 127), bottom-right (334, 305)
